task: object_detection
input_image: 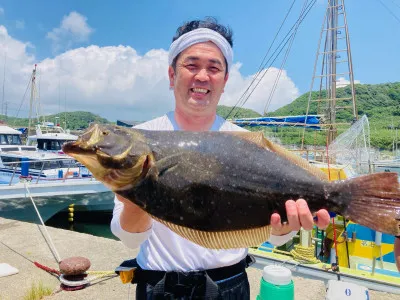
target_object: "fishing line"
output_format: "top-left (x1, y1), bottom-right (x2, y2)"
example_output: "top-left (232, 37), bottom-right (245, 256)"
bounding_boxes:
top-left (13, 71), bottom-right (33, 122)
top-left (390, 0), bottom-right (400, 9)
top-left (226, 0), bottom-right (317, 119)
top-left (263, 0), bottom-right (310, 115)
top-left (225, 0), bottom-right (297, 119)
top-left (376, 0), bottom-right (400, 24)
top-left (236, 0), bottom-right (316, 116)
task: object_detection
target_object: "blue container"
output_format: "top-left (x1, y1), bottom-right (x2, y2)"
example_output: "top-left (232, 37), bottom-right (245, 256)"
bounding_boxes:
top-left (20, 157), bottom-right (30, 177)
top-left (58, 169), bottom-right (64, 178)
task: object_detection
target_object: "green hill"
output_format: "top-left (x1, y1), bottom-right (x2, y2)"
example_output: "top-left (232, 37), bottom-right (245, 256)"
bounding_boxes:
top-left (217, 105), bottom-right (262, 119)
top-left (263, 82), bottom-right (400, 150)
top-left (2, 111), bottom-right (110, 130)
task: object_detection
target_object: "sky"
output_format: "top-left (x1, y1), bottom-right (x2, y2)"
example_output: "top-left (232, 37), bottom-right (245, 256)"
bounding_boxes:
top-left (0, 0), bottom-right (399, 122)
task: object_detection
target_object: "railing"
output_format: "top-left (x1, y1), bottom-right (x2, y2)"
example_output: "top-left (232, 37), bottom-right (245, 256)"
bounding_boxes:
top-left (0, 157), bottom-right (94, 186)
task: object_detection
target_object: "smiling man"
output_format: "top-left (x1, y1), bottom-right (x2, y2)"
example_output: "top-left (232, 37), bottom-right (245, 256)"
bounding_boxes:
top-left (111, 18), bottom-right (330, 299)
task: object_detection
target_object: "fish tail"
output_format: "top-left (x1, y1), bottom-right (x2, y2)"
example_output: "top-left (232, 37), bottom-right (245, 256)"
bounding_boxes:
top-left (329, 172), bottom-right (400, 236)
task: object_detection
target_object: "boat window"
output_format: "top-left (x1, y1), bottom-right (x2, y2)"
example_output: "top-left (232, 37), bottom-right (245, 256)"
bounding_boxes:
top-left (0, 156), bottom-right (21, 167)
top-left (59, 159), bottom-right (76, 168)
top-left (8, 135), bottom-right (21, 145)
top-left (27, 159), bottom-right (75, 170)
top-left (0, 134), bottom-right (22, 145)
top-left (37, 139), bottom-right (66, 151)
top-left (1, 147), bottom-right (20, 152)
top-left (29, 159), bottom-right (62, 170)
top-left (20, 147), bottom-right (37, 151)
top-left (0, 135), bottom-right (7, 145)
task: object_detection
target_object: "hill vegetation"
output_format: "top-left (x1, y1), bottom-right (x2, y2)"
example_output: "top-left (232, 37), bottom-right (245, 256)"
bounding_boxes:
top-left (216, 105), bottom-right (262, 119)
top-left (2, 111), bottom-right (109, 130)
top-left (2, 82), bottom-right (399, 150)
top-left (264, 82), bottom-right (400, 150)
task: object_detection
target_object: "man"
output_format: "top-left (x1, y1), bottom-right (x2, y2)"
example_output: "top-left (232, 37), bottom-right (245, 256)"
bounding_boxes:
top-left (111, 18), bottom-right (330, 299)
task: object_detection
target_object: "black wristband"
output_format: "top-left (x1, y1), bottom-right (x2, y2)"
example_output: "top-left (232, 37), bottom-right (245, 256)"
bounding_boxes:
top-left (396, 236), bottom-right (400, 239)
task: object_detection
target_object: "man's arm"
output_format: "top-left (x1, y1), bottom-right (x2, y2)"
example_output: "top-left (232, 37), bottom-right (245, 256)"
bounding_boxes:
top-left (395, 236), bottom-right (400, 271)
top-left (110, 195), bottom-right (152, 249)
top-left (116, 195), bottom-right (152, 233)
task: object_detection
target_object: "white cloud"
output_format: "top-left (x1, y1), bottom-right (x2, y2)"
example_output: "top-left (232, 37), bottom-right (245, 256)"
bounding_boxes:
top-left (46, 11), bottom-right (93, 53)
top-left (0, 7), bottom-right (4, 16)
top-left (336, 77), bottom-right (361, 88)
top-left (16, 20), bottom-right (24, 29)
top-left (221, 64), bottom-right (299, 115)
top-left (0, 26), bottom-right (36, 117)
top-left (0, 25), bottom-right (300, 122)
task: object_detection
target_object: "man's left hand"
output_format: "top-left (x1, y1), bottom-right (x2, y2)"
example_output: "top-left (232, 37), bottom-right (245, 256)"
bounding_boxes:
top-left (270, 199), bottom-right (330, 236)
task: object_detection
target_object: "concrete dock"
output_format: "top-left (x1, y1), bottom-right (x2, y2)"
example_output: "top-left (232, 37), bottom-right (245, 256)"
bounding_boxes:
top-left (0, 217), bottom-right (398, 300)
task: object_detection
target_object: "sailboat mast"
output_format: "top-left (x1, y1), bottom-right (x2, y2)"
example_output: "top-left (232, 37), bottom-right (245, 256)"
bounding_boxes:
top-left (327, 0), bottom-right (338, 145)
top-left (302, 0), bottom-right (358, 149)
top-left (27, 64), bottom-right (37, 137)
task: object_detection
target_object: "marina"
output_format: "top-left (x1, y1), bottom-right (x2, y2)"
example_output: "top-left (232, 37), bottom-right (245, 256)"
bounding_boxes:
top-left (0, 120), bottom-right (114, 224)
top-left (0, 217), bottom-right (398, 300)
top-left (0, 0), bottom-right (399, 299)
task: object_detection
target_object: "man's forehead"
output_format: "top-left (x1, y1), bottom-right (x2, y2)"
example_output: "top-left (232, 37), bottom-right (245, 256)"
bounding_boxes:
top-left (178, 42), bottom-right (225, 61)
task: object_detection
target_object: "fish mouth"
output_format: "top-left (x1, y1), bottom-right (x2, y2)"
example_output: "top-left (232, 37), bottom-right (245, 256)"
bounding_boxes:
top-left (64, 144), bottom-right (151, 190)
top-left (62, 140), bottom-right (97, 156)
top-left (62, 124), bottom-right (152, 190)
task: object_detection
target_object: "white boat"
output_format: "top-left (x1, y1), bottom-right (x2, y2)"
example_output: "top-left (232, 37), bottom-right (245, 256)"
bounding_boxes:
top-left (26, 121), bottom-right (78, 154)
top-left (0, 123), bottom-right (113, 223)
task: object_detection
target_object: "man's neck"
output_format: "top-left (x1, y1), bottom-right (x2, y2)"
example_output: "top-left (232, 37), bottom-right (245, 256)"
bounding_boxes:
top-left (174, 109), bottom-right (216, 131)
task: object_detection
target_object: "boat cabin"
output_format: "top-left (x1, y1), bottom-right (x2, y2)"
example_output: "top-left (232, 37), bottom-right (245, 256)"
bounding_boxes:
top-left (26, 122), bottom-right (78, 152)
top-left (0, 125), bottom-right (23, 146)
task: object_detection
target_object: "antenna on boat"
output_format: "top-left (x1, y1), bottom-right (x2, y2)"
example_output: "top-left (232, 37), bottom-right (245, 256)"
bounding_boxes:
top-left (301, 0), bottom-right (358, 149)
top-left (27, 64), bottom-right (38, 137)
top-left (1, 52), bottom-right (6, 118)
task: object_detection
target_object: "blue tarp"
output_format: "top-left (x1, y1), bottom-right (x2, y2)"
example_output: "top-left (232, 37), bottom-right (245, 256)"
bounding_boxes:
top-left (16, 127), bottom-right (28, 134)
top-left (232, 115), bottom-right (322, 130)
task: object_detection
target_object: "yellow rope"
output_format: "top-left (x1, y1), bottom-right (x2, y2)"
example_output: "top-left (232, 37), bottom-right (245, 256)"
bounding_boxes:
top-left (86, 270), bottom-right (117, 282)
top-left (290, 245), bottom-right (320, 264)
top-left (87, 270), bottom-right (116, 275)
top-left (271, 244), bottom-right (320, 264)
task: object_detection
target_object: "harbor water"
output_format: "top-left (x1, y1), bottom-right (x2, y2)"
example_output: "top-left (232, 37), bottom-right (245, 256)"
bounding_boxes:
top-left (46, 208), bottom-right (116, 240)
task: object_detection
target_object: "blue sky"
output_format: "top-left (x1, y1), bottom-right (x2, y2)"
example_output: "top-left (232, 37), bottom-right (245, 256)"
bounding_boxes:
top-left (0, 0), bottom-right (399, 121)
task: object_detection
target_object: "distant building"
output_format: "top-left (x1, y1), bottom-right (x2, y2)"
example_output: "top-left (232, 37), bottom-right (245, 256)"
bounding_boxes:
top-left (116, 120), bottom-right (143, 127)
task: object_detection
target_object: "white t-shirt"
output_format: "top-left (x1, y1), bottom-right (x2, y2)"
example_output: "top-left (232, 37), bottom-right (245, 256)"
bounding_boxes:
top-left (111, 111), bottom-right (296, 271)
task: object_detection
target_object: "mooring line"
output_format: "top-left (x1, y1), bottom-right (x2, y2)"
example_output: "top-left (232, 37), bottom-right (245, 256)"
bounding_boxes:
top-left (24, 182), bottom-right (61, 263)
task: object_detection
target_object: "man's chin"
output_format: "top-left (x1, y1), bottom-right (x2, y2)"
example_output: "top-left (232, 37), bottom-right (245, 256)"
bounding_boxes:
top-left (189, 98), bottom-right (211, 108)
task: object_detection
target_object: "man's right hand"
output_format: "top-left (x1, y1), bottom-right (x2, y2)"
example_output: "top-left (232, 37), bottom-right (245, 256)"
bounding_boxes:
top-left (116, 194), bottom-right (152, 233)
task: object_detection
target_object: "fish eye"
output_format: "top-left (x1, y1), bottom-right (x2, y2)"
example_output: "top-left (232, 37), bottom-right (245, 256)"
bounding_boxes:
top-left (102, 131), bottom-right (109, 136)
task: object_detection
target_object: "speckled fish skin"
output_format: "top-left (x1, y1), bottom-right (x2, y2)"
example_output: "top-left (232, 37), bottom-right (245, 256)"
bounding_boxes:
top-left (62, 124), bottom-right (400, 237)
top-left (110, 129), bottom-right (335, 231)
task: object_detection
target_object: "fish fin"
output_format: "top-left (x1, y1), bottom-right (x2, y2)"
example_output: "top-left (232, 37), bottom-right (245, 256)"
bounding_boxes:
top-left (229, 131), bottom-right (329, 181)
top-left (338, 172), bottom-right (400, 236)
top-left (153, 216), bottom-right (271, 249)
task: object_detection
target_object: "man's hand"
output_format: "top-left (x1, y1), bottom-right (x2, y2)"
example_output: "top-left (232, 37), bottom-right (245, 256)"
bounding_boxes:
top-left (270, 199), bottom-right (330, 236)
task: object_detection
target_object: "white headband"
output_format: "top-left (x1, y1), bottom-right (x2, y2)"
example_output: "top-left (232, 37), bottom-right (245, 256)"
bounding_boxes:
top-left (168, 28), bottom-right (233, 71)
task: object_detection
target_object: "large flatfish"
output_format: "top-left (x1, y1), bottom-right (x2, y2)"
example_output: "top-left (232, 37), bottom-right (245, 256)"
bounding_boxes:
top-left (63, 124), bottom-right (400, 249)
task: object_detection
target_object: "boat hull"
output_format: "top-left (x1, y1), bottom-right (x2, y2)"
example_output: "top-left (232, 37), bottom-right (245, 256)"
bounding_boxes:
top-left (0, 181), bottom-right (114, 223)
